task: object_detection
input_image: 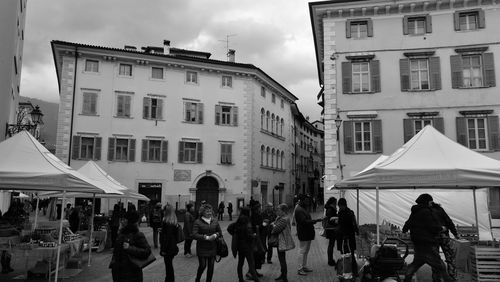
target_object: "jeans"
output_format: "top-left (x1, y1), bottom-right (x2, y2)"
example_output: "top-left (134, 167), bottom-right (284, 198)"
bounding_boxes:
top-left (152, 227), bottom-right (159, 248)
top-left (277, 250), bottom-right (287, 279)
top-left (184, 239), bottom-right (193, 255)
top-left (266, 235), bottom-right (273, 261)
top-left (164, 256), bottom-right (174, 282)
top-left (237, 250), bottom-right (259, 281)
top-left (404, 244), bottom-right (454, 282)
top-left (327, 237), bottom-right (336, 263)
top-left (297, 240), bottom-right (312, 270)
top-left (195, 256), bottom-right (215, 282)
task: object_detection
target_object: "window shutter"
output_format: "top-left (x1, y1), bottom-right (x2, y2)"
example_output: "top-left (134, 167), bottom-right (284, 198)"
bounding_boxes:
top-left (108, 138), bottom-right (115, 161)
top-left (72, 136), bottom-right (80, 160)
top-left (370, 60), bottom-right (381, 93)
top-left (198, 103), bottom-right (204, 124)
top-left (453, 12), bottom-right (460, 31)
top-left (215, 105), bottom-right (221, 125)
top-left (117, 95), bottom-right (124, 116)
top-left (367, 19), bottom-right (374, 37)
top-left (403, 16), bottom-right (409, 35)
top-left (403, 119), bottom-right (414, 143)
top-left (141, 140), bottom-right (148, 162)
top-left (426, 15), bottom-right (432, 33)
top-left (129, 139), bottom-right (136, 162)
top-left (450, 55), bottom-right (463, 89)
top-left (478, 9), bottom-right (486, 29)
top-left (90, 93), bottom-right (97, 114)
top-left (124, 96), bottom-right (131, 117)
top-left (456, 117), bottom-right (467, 146)
top-left (228, 144), bottom-right (232, 164)
top-left (400, 58), bottom-right (410, 91)
top-left (429, 57), bottom-right (442, 90)
top-left (196, 142), bottom-right (203, 163)
top-left (183, 102), bottom-right (187, 121)
top-left (161, 140), bottom-right (168, 162)
top-left (83, 94), bottom-right (90, 114)
top-left (232, 106), bottom-right (238, 126)
top-left (372, 120), bottom-right (383, 153)
top-left (482, 53), bottom-right (496, 87)
top-left (94, 137), bottom-right (102, 160)
top-left (432, 117), bottom-right (445, 134)
top-left (346, 20), bottom-right (352, 38)
top-left (343, 120), bottom-right (353, 154)
top-left (488, 115), bottom-right (500, 151)
top-left (143, 97), bottom-right (150, 119)
top-left (342, 62), bottom-right (352, 93)
top-left (178, 141), bottom-right (185, 163)
top-left (157, 99), bottom-right (163, 120)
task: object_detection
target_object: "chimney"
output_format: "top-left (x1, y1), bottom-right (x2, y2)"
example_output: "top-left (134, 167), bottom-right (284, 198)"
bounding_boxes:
top-left (228, 49), bottom-right (235, 62)
top-left (124, 45), bottom-right (137, 51)
top-left (163, 40), bottom-right (171, 54)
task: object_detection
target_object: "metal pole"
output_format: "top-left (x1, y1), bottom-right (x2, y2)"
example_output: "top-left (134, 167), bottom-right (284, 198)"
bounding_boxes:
top-left (473, 188), bottom-right (479, 239)
top-left (55, 190), bottom-right (66, 281)
top-left (356, 189), bottom-right (360, 225)
top-left (88, 193), bottom-right (96, 266)
top-left (376, 187), bottom-right (380, 245)
top-left (34, 194), bottom-right (40, 230)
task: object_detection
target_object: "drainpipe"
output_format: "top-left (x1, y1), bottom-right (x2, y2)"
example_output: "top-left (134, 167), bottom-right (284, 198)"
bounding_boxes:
top-left (67, 47), bottom-right (78, 165)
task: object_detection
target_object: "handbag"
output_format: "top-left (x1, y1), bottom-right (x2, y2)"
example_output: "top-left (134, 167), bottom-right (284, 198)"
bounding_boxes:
top-left (337, 238), bottom-right (353, 280)
top-left (176, 223), bottom-right (185, 243)
top-left (215, 236), bottom-right (228, 262)
top-left (128, 252), bottom-right (156, 269)
top-left (268, 233), bottom-right (279, 248)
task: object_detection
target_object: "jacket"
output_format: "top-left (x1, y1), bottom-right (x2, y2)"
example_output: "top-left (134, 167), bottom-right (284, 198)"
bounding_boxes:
top-left (294, 204), bottom-right (315, 241)
top-left (183, 211), bottom-right (195, 239)
top-left (149, 207), bottom-right (163, 229)
top-left (160, 222), bottom-right (179, 257)
top-left (271, 215), bottom-right (295, 252)
top-left (192, 218), bottom-right (222, 257)
top-left (403, 204), bottom-right (442, 245)
top-left (324, 204), bottom-right (338, 239)
top-left (227, 216), bottom-right (255, 257)
top-left (431, 203), bottom-right (458, 238)
top-left (337, 207), bottom-right (358, 238)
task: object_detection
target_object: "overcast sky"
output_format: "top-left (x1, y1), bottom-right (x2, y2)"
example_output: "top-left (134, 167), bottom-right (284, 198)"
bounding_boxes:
top-left (21, 0), bottom-right (322, 121)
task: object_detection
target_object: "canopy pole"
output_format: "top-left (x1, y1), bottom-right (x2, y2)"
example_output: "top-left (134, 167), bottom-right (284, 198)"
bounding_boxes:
top-left (55, 190), bottom-right (66, 282)
top-left (473, 188), bottom-right (479, 239)
top-left (34, 194), bottom-right (40, 231)
top-left (376, 187), bottom-right (380, 245)
top-left (88, 193), bottom-right (96, 266)
top-left (356, 189), bottom-right (359, 225)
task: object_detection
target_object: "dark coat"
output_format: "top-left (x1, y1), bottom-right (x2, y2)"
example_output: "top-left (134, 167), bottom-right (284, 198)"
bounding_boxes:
top-left (403, 204), bottom-right (442, 245)
top-left (109, 224), bottom-right (152, 282)
top-left (149, 207), bottom-right (163, 229)
top-left (227, 216), bottom-right (255, 257)
top-left (294, 204), bottom-right (315, 241)
top-left (183, 211), bottom-right (195, 239)
top-left (324, 204), bottom-right (338, 239)
top-left (336, 207), bottom-right (358, 252)
top-left (192, 218), bottom-right (222, 257)
top-left (160, 222), bottom-right (179, 257)
top-left (431, 203), bottom-right (458, 238)
top-left (227, 203), bottom-right (233, 214)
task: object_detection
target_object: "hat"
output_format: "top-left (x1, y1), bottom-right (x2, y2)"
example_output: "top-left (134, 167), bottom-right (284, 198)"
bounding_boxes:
top-left (124, 210), bottom-right (140, 224)
top-left (415, 193), bottom-right (433, 205)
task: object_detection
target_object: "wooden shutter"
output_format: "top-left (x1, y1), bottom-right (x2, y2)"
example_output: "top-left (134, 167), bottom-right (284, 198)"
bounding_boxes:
top-left (426, 15), bottom-right (432, 33)
top-left (450, 55), bottom-right (463, 89)
top-left (403, 119), bottom-right (414, 143)
top-left (141, 139), bottom-right (148, 162)
top-left (456, 117), bottom-right (467, 146)
top-left (400, 58), bottom-right (410, 91)
top-left (178, 141), bottom-right (185, 163)
top-left (453, 11), bottom-right (461, 31)
top-left (157, 99), bottom-right (163, 120)
top-left (478, 9), bottom-right (486, 29)
top-left (367, 19), bottom-right (373, 37)
top-left (72, 136), bottom-right (80, 160)
top-left (128, 139), bottom-right (136, 162)
top-left (432, 117), bottom-right (445, 134)
top-left (372, 120), bottom-right (383, 153)
top-left (370, 60), bottom-right (381, 93)
top-left (482, 53), bottom-right (496, 87)
top-left (228, 144), bottom-right (232, 164)
top-left (343, 120), bottom-right (353, 154)
top-left (94, 137), bottom-right (102, 160)
top-left (429, 57), bottom-right (442, 90)
top-left (143, 97), bottom-right (150, 119)
top-left (342, 62), bottom-right (352, 93)
top-left (108, 137), bottom-right (115, 161)
top-left (215, 105), bottom-right (221, 125)
top-left (196, 142), bottom-right (203, 163)
top-left (402, 16), bottom-right (409, 35)
top-left (488, 115), bottom-right (500, 151)
top-left (197, 103), bottom-right (204, 124)
top-left (346, 19), bottom-right (352, 38)
top-left (232, 106), bottom-right (238, 126)
top-left (161, 140), bottom-right (168, 162)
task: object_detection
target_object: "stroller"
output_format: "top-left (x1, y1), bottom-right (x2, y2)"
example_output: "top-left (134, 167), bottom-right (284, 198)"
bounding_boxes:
top-left (361, 237), bottom-right (409, 282)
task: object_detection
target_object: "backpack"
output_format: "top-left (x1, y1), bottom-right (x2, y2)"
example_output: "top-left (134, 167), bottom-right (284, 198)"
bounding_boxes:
top-left (151, 209), bottom-right (162, 225)
top-left (176, 224), bottom-right (185, 243)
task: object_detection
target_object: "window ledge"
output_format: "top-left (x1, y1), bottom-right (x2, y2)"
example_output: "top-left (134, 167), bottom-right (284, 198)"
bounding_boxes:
top-left (218, 163), bottom-right (234, 166)
top-left (345, 91), bottom-right (375, 95)
top-left (114, 116), bottom-right (134, 119)
top-left (346, 152), bottom-right (380, 155)
top-left (404, 89), bottom-right (436, 93)
top-left (182, 121), bottom-right (202, 124)
top-left (455, 85), bottom-right (492, 89)
top-left (117, 75), bottom-right (134, 79)
top-left (260, 165), bottom-right (285, 172)
top-left (216, 124), bottom-right (237, 127)
top-left (149, 78), bottom-right (165, 82)
top-left (179, 161), bottom-right (201, 164)
top-left (79, 113), bottom-right (100, 117)
top-left (144, 118), bottom-right (165, 122)
top-left (260, 129), bottom-right (285, 141)
top-left (82, 71), bottom-right (101, 75)
top-left (142, 160), bottom-right (164, 163)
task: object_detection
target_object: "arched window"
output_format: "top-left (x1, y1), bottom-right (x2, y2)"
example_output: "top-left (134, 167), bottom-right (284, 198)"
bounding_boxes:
top-left (276, 150), bottom-right (280, 168)
top-left (260, 108), bottom-right (265, 129)
top-left (275, 116), bottom-right (279, 135)
top-left (271, 114), bottom-right (275, 133)
top-left (271, 148), bottom-right (275, 168)
top-left (281, 151), bottom-right (284, 169)
top-left (266, 111), bottom-right (270, 131)
top-left (281, 118), bottom-right (284, 136)
top-left (266, 147), bottom-right (270, 166)
top-left (260, 145), bottom-right (265, 166)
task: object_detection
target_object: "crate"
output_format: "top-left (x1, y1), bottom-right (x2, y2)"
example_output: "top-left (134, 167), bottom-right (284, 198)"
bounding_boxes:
top-left (471, 246), bottom-right (500, 281)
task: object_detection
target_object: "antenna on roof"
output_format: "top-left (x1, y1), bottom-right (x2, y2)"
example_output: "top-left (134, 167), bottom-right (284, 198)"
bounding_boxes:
top-left (218, 34), bottom-right (237, 61)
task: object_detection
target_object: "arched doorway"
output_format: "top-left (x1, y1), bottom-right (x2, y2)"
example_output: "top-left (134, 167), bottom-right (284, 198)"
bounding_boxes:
top-left (196, 176), bottom-right (219, 210)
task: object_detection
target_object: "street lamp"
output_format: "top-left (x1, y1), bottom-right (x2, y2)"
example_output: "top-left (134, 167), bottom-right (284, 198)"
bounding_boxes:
top-left (5, 105), bottom-right (44, 139)
top-left (334, 113), bottom-right (344, 180)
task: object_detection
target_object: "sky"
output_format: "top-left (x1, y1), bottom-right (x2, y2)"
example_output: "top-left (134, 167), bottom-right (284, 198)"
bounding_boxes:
top-left (20, 0), bottom-right (322, 122)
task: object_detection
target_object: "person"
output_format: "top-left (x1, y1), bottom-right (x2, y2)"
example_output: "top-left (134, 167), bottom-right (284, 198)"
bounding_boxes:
top-left (0, 211), bottom-right (18, 274)
top-left (110, 204), bottom-right (121, 247)
top-left (294, 194), bottom-right (322, 276)
top-left (183, 203), bottom-right (195, 257)
top-left (227, 207), bottom-right (260, 282)
top-left (160, 205), bottom-right (179, 282)
top-left (402, 193), bottom-right (454, 282)
top-left (250, 201), bottom-right (266, 278)
top-left (336, 198), bottom-right (359, 276)
top-left (324, 197), bottom-right (338, 266)
top-left (109, 210), bottom-right (152, 282)
top-left (217, 201), bottom-right (225, 221)
top-left (69, 206), bottom-right (80, 233)
top-left (262, 202), bottom-right (277, 264)
top-left (430, 199), bottom-right (459, 282)
top-left (64, 203), bottom-right (72, 220)
top-left (270, 204), bottom-right (295, 282)
top-left (149, 202), bottom-right (163, 249)
top-left (227, 202), bottom-right (233, 221)
top-left (192, 204), bottom-right (222, 282)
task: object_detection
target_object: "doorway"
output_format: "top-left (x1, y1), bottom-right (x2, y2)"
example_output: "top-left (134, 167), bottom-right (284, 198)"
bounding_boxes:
top-left (196, 176), bottom-right (219, 210)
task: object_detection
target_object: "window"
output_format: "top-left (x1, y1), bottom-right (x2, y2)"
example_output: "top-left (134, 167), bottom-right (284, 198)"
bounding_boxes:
top-left (261, 86), bottom-right (266, 97)
top-left (281, 151), bottom-right (284, 169)
top-left (271, 149), bottom-right (275, 168)
top-left (280, 118), bottom-right (284, 136)
top-left (186, 71), bottom-right (198, 84)
top-left (261, 108), bottom-right (265, 129)
top-left (143, 97), bottom-right (163, 120)
top-left (346, 19), bottom-right (373, 38)
top-left (410, 59), bottom-right (430, 90)
top-left (403, 15), bottom-right (431, 35)
top-left (400, 55), bottom-right (441, 91)
top-left (119, 63), bottom-right (132, 76)
top-left (451, 52), bottom-right (495, 88)
top-left (271, 114), bottom-right (275, 133)
top-left (281, 99), bottom-right (284, 109)
top-left (467, 118), bottom-right (487, 150)
top-left (116, 93), bottom-right (132, 118)
top-left (343, 120), bottom-right (383, 154)
top-left (272, 93), bottom-right (276, 103)
top-left (71, 136), bottom-right (102, 160)
top-left (266, 147), bottom-right (270, 166)
top-left (266, 111), bottom-right (270, 131)
top-left (352, 62), bottom-right (370, 93)
top-left (183, 101), bottom-right (203, 123)
top-left (85, 60), bottom-right (99, 72)
top-left (276, 116), bottom-right (280, 135)
top-left (354, 122), bottom-right (372, 152)
top-left (462, 55), bottom-right (483, 87)
top-left (276, 150), bottom-right (280, 168)
top-left (342, 58), bottom-right (380, 93)
top-left (215, 105), bottom-right (238, 126)
top-left (178, 141), bottom-right (203, 163)
top-left (261, 145), bottom-right (265, 166)
top-left (151, 67), bottom-right (164, 79)
top-left (13, 57), bottom-right (18, 75)
top-left (454, 9), bottom-right (485, 31)
top-left (108, 138), bottom-right (136, 162)
top-left (220, 143), bottom-right (233, 164)
top-left (82, 92), bottom-right (98, 115)
top-left (141, 139), bottom-right (168, 162)
top-left (403, 116), bottom-right (444, 142)
top-left (457, 115), bottom-right (499, 151)
top-left (222, 76), bottom-right (232, 88)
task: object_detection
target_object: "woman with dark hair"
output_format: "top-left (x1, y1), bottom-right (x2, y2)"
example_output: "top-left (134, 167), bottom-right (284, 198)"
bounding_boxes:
top-left (228, 207), bottom-right (260, 282)
top-left (270, 204), bottom-right (295, 282)
top-left (324, 197), bottom-right (338, 266)
top-left (183, 203), bottom-right (195, 257)
top-left (336, 198), bottom-right (359, 276)
top-left (192, 204), bottom-right (222, 282)
top-left (109, 210), bottom-right (152, 282)
top-left (160, 205), bottom-right (179, 282)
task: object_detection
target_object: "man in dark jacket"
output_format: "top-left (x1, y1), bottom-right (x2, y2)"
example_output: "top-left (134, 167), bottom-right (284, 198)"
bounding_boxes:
top-left (336, 198), bottom-right (359, 275)
top-left (294, 194), bottom-right (322, 276)
top-left (149, 202), bottom-right (163, 248)
top-left (402, 194), bottom-right (455, 282)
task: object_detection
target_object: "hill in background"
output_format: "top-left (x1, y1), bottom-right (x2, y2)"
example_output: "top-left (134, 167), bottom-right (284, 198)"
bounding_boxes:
top-left (20, 96), bottom-right (58, 153)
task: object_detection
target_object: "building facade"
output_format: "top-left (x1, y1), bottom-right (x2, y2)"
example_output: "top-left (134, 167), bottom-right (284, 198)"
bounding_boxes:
top-left (310, 0), bottom-right (500, 216)
top-left (51, 41), bottom-right (298, 213)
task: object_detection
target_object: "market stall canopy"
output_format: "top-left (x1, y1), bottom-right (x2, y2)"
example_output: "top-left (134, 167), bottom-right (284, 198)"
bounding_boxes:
top-left (0, 131), bottom-right (119, 194)
top-left (333, 125), bottom-right (500, 189)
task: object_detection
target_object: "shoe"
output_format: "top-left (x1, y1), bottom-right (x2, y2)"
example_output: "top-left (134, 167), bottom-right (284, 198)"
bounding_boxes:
top-left (297, 269), bottom-right (307, 276)
top-left (302, 267), bottom-right (313, 272)
top-left (328, 259), bottom-right (335, 266)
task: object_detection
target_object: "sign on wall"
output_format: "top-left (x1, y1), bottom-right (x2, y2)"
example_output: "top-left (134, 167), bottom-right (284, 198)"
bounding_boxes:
top-left (138, 183), bottom-right (162, 189)
top-left (174, 170), bottom-right (191, 181)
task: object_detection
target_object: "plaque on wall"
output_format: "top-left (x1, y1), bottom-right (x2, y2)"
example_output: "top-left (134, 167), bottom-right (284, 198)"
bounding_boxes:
top-left (174, 170), bottom-right (191, 181)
